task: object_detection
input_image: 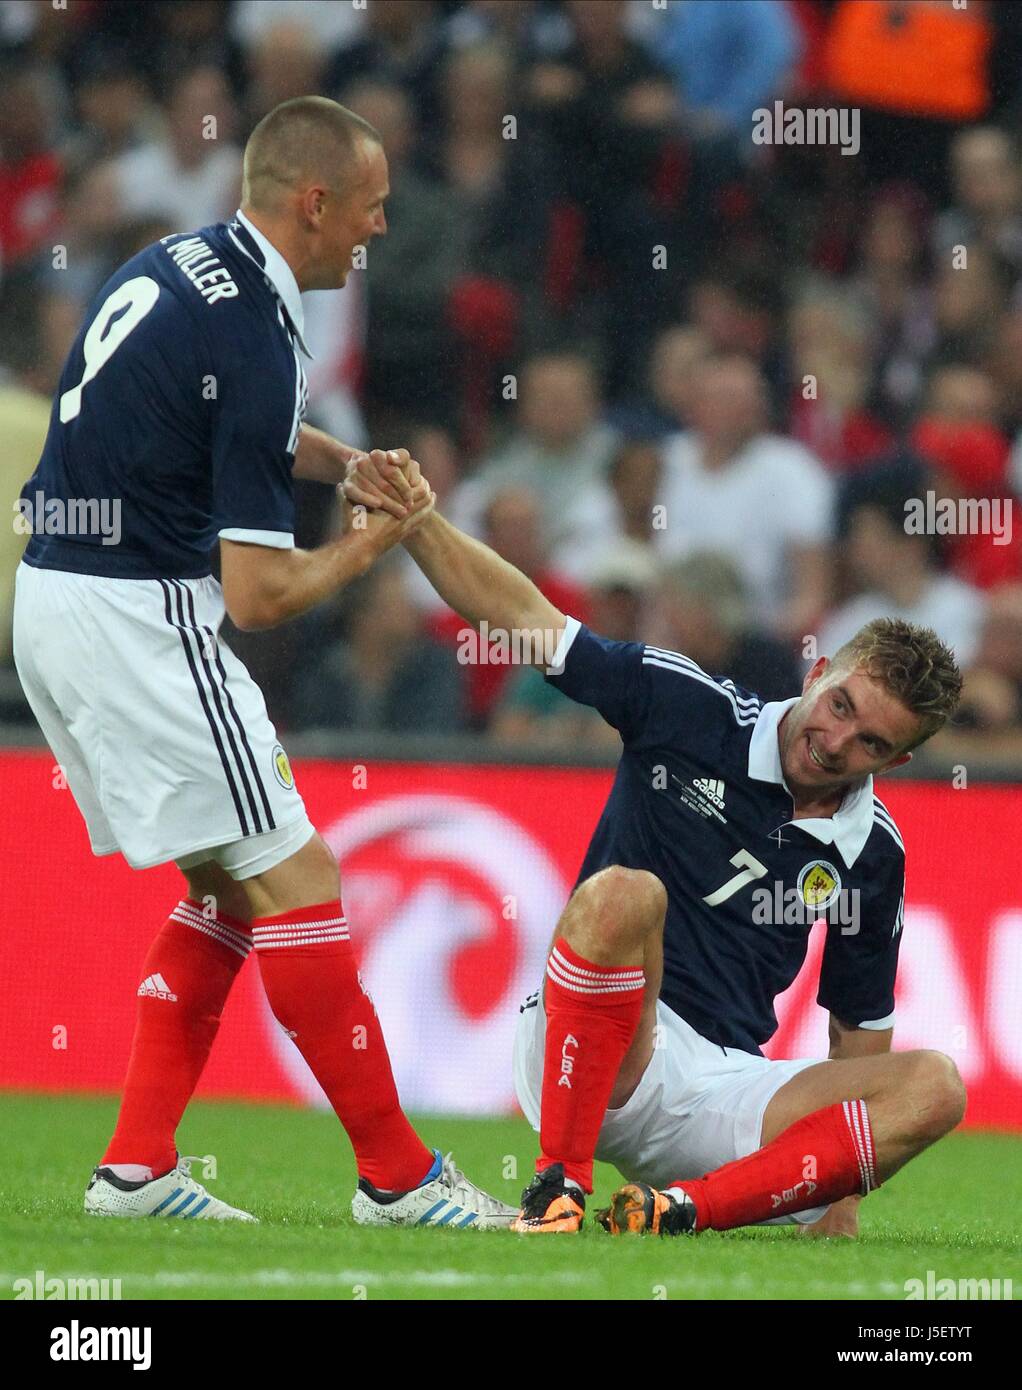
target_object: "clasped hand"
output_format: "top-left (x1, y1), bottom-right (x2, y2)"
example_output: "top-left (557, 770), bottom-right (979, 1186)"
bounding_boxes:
top-left (340, 448), bottom-right (434, 541)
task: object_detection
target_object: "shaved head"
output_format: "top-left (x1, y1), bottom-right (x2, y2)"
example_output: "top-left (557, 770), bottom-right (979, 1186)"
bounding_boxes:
top-left (243, 95), bottom-right (381, 211)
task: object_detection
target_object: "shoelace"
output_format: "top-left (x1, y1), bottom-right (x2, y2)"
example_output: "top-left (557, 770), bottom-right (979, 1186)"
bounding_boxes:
top-left (438, 1153), bottom-right (510, 1215)
top-left (175, 1155), bottom-right (208, 1182)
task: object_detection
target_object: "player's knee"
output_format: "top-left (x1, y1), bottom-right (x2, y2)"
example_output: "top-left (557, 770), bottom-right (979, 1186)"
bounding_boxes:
top-left (568, 865), bottom-right (666, 953)
top-left (250, 832), bottom-right (340, 915)
top-left (905, 1050), bottom-right (967, 1138)
top-left (626, 868), bottom-right (669, 928)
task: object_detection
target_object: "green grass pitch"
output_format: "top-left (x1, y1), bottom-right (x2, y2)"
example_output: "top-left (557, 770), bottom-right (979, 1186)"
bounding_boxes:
top-left (1, 1092), bottom-right (1019, 1301)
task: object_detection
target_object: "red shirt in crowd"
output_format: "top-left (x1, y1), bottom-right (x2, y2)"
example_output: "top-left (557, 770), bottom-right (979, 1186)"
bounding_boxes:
top-left (0, 151), bottom-right (63, 267)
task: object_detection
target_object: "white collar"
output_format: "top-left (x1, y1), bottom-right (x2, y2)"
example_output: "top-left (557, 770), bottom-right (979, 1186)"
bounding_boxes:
top-left (748, 698), bottom-right (876, 868)
top-left (229, 209), bottom-right (312, 358)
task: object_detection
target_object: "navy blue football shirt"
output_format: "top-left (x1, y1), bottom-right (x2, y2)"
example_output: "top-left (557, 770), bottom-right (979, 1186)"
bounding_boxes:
top-left (545, 619), bottom-right (906, 1055)
top-left (20, 210), bottom-right (310, 579)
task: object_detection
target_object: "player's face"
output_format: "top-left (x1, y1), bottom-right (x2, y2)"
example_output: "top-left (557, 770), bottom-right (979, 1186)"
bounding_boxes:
top-left (320, 139), bottom-right (389, 288)
top-left (779, 659), bottom-right (919, 797)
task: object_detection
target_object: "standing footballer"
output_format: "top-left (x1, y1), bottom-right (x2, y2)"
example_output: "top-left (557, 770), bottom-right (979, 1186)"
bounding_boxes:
top-left (347, 452), bottom-right (966, 1239)
top-left (14, 97), bottom-right (514, 1228)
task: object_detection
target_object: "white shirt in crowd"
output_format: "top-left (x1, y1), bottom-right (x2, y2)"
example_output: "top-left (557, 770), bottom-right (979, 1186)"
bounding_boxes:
top-left (817, 575), bottom-right (984, 668)
top-left (300, 275), bottom-right (366, 450)
top-left (655, 432), bottom-right (834, 626)
top-left (112, 142), bottom-right (242, 233)
top-left (230, 0), bottom-right (366, 49)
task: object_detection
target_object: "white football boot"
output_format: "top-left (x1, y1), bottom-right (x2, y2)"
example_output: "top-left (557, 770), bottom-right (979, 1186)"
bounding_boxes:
top-left (84, 1155), bottom-right (257, 1222)
top-left (351, 1150), bottom-right (517, 1229)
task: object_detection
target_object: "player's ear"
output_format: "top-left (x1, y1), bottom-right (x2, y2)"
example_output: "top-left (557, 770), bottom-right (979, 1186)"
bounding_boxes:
top-left (301, 184), bottom-right (329, 226)
top-left (881, 751), bottom-right (912, 772)
top-left (802, 656), bottom-right (829, 691)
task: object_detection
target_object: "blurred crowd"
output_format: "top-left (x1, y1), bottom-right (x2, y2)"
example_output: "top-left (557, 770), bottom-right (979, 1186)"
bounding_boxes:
top-left (2, 0), bottom-right (1022, 762)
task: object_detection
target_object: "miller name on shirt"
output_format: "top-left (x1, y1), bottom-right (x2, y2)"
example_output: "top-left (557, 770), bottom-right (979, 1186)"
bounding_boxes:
top-left (162, 235), bottom-right (239, 304)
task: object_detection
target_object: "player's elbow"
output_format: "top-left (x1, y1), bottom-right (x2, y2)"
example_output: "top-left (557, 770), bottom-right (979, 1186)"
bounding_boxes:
top-left (226, 603), bottom-right (275, 632)
top-left (220, 542), bottom-right (292, 631)
top-left (223, 589), bottom-right (288, 632)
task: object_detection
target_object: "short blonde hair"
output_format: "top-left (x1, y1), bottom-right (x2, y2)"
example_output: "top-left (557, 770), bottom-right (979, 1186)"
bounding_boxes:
top-left (832, 618), bottom-right (963, 749)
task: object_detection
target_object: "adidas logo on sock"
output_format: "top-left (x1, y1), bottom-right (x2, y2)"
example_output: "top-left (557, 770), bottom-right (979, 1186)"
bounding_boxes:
top-left (137, 972), bottom-right (178, 1002)
top-left (693, 777), bottom-right (726, 809)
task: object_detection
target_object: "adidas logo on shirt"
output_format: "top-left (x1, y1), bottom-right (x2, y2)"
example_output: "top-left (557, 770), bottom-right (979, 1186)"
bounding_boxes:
top-left (693, 777), bottom-right (726, 810)
top-left (137, 973), bottom-right (178, 1002)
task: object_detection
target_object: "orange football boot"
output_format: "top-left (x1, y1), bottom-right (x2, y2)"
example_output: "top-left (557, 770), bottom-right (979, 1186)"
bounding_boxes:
top-left (596, 1181), bottom-right (697, 1236)
top-left (511, 1162), bottom-right (585, 1234)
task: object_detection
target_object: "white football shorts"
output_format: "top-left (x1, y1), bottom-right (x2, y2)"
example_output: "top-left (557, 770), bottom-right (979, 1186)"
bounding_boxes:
top-left (13, 562), bottom-right (314, 876)
top-left (514, 988), bottom-right (830, 1225)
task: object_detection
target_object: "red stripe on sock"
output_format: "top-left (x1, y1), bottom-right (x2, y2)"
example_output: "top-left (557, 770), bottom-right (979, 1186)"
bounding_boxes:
top-left (538, 938), bottom-right (646, 1193)
top-left (673, 1100), bottom-right (878, 1231)
top-left (102, 902), bottom-right (252, 1173)
top-left (182, 897), bottom-right (248, 933)
top-left (252, 899), bottom-right (432, 1192)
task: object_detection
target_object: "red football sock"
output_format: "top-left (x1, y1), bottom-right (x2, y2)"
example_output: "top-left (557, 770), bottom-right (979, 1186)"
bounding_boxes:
top-left (538, 938), bottom-right (646, 1193)
top-left (670, 1099), bottom-right (879, 1230)
top-left (252, 900), bottom-right (433, 1192)
top-left (102, 899), bottom-right (252, 1175)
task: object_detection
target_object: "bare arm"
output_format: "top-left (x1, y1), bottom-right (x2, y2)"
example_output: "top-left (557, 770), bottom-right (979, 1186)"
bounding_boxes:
top-left (401, 510), bottom-right (567, 662)
top-left (343, 452), bottom-right (568, 663)
top-left (291, 424), bottom-right (357, 484)
top-left (220, 487), bottom-right (434, 631)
